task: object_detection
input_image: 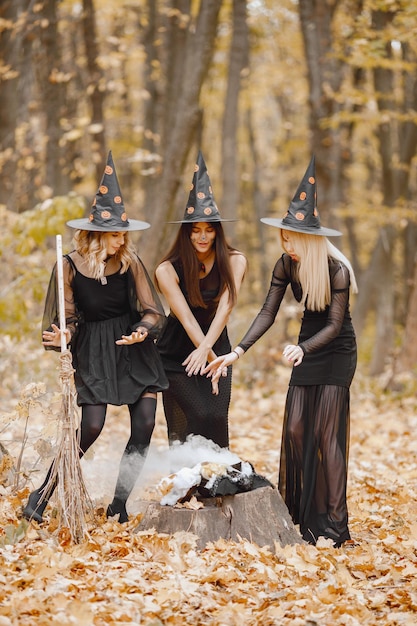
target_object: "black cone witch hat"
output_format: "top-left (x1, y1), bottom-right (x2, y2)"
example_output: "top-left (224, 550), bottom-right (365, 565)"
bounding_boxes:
top-left (67, 151), bottom-right (150, 231)
top-left (169, 151), bottom-right (235, 223)
top-left (261, 155), bottom-right (341, 236)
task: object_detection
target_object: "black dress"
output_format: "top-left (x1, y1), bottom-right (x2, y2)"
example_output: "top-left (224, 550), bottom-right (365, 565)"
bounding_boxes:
top-left (238, 253), bottom-right (356, 545)
top-left (157, 260), bottom-right (231, 448)
top-left (42, 251), bottom-right (168, 406)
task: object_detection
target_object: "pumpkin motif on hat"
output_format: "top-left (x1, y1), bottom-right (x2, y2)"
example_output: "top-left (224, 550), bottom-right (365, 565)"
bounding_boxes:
top-left (66, 150), bottom-right (150, 232)
top-left (260, 156), bottom-right (342, 237)
top-left (168, 151), bottom-right (235, 223)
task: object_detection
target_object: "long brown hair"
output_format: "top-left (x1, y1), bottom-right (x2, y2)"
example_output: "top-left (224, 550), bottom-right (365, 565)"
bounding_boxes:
top-left (155, 222), bottom-right (239, 308)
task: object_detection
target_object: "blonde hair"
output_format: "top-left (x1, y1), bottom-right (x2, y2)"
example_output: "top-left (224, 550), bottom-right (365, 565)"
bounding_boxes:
top-left (280, 230), bottom-right (358, 311)
top-left (73, 230), bottom-right (137, 280)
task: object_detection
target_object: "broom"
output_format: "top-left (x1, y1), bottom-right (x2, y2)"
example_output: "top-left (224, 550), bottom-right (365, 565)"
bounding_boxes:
top-left (44, 235), bottom-right (92, 543)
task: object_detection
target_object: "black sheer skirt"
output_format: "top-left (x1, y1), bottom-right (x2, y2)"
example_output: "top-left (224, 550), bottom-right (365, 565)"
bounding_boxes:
top-left (162, 370), bottom-right (231, 449)
top-left (279, 384), bottom-right (351, 545)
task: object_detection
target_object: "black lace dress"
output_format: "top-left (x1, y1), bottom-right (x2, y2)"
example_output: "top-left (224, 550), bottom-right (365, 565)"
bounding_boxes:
top-left (238, 253), bottom-right (357, 545)
top-left (42, 251), bottom-right (168, 406)
top-left (156, 260), bottom-right (231, 448)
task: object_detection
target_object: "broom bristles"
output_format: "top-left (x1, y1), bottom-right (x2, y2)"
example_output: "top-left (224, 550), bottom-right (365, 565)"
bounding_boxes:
top-left (44, 350), bottom-right (93, 543)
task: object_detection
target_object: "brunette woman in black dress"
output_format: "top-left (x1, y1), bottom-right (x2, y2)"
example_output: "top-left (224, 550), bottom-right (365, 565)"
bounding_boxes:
top-left (23, 152), bottom-right (168, 524)
top-left (204, 156), bottom-right (358, 546)
top-left (155, 152), bottom-right (246, 449)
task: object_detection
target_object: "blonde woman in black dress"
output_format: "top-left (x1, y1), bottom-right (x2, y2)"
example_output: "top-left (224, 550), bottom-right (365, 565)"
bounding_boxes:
top-left (155, 152), bottom-right (246, 449)
top-left (23, 152), bottom-right (168, 524)
top-left (204, 156), bottom-right (358, 546)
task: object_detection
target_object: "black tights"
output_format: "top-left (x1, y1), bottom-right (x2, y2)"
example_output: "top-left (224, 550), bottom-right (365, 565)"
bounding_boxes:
top-left (36, 396), bottom-right (157, 502)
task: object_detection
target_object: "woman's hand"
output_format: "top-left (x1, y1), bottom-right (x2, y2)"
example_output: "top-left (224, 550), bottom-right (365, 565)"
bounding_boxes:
top-left (182, 345), bottom-right (211, 376)
top-left (184, 349), bottom-right (229, 395)
top-left (42, 323), bottom-right (71, 348)
top-left (283, 344), bottom-right (304, 366)
top-left (202, 351), bottom-right (238, 384)
top-left (116, 327), bottom-right (148, 345)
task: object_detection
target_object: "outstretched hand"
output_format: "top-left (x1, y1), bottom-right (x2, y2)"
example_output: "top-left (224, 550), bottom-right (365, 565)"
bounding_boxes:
top-left (202, 351), bottom-right (238, 385)
top-left (42, 323), bottom-right (71, 348)
top-left (183, 348), bottom-right (229, 396)
top-left (283, 344), bottom-right (304, 366)
top-left (116, 327), bottom-right (148, 345)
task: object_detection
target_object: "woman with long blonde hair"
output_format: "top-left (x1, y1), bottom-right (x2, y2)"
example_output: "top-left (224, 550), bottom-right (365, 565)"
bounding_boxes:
top-left (23, 152), bottom-right (168, 524)
top-left (204, 157), bottom-right (357, 547)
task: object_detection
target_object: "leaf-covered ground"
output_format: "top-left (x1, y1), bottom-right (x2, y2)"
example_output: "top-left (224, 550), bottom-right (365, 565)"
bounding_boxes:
top-left (1, 332), bottom-right (417, 625)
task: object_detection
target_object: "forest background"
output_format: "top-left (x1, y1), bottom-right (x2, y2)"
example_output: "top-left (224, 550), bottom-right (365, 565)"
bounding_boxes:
top-left (1, 1), bottom-right (417, 624)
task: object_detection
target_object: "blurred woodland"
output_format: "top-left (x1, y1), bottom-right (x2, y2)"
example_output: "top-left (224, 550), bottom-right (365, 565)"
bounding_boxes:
top-left (1, 0), bottom-right (417, 381)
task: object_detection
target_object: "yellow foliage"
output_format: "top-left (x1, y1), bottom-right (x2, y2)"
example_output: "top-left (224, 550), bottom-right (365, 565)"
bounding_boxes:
top-left (0, 194), bottom-right (85, 335)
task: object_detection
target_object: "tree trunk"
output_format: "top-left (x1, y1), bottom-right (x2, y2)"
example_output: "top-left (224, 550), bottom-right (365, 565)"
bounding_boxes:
top-left (393, 259), bottom-right (417, 376)
top-left (16, 4), bottom-right (42, 211)
top-left (368, 229), bottom-right (395, 376)
top-left (0, 0), bottom-right (31, 211)
top-left (82, 0), bottom-right (106, 179)
top-left (352, 225), bottom-right (395, 338)
top-left (363, 10), bottom-right (404, 374)
top-left (221, 0), bottom-right (249, 237)
top-left (298, 0), bottom-right (348, 229)
top-left (246, 106), bottom-right (270, 295)
top-left (139, 0), bottom-right (223, 268)
top-left (399, 41), bottom-right (417, 320)
top-left (366, 9), bottom-right (417, 375)
top-left (136, 486), bottom-right (303, 551)
top-left (35, 0), bottom-right (70, 195)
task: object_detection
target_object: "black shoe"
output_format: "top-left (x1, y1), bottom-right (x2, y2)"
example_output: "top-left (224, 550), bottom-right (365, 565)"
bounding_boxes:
top-left (106, 498), bottom-right (128, 523)
top-left (302, 527), bottom-right (318, 545)
top-left (318, 513), bottom-right (350, 547)
top-left (22, 489), bottom-right (48, 523)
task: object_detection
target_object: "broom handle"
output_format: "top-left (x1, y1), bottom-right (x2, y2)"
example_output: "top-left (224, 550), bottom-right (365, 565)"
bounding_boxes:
top-left (56, 235), bottom-right (67, 352)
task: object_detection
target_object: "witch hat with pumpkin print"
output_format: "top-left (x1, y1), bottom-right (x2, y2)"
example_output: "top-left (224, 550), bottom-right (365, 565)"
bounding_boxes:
top-left (261, 155), bottom-right (341, 237)
top-left (67, 151), bottom-right (150, 231)
top-left (169, 151), bottom-right (235, 223)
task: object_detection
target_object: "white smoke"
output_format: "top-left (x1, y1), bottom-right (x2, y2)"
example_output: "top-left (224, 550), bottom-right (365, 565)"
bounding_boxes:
top-left (82, 434), bottom-right (244, 509)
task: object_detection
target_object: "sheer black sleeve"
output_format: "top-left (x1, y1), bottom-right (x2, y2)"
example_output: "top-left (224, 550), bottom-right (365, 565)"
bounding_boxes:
top-left (41, 257), bottom-right (79, 351)
top-left (299, 261), bottom-right (351, 355)
top-left (238, 255), bottom-right (290, 352)
top-left (128, 254), bottom-right (167, 340)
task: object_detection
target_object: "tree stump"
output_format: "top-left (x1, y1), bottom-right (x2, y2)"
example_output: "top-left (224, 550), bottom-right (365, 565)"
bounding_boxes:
top-left (135, 486), bottom-right (303, 551)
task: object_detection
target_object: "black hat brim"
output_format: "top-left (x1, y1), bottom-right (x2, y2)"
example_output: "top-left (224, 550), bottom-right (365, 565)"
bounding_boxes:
top-left (261, 217), bottom-right (342, 237)
top-left (167, 217), bottom-right (237, 224)
top-left (66, 218), bottom-right (151, 231)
